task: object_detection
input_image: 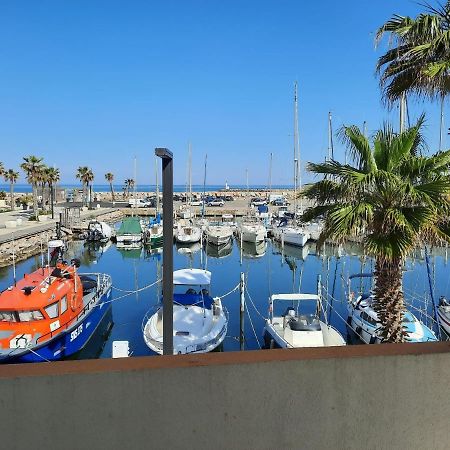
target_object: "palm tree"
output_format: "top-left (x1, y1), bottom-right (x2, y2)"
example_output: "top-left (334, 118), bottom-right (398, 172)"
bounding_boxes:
top-left (105, 172), bottom-right (115, 202)
top-left (45, 167), bottom-right (60, 218)
top-left (124, 178), bottom-right (135, 199)
top-left (36, 164), bottom-right (49, 211)
top-left (3, 169), bottom-right (19, 211)
top-left (376, 2), bottom-right (450, 102)
top-left (76, 166), bottom-right (90, 206)
top-left (85, 169), bottom-right (94, 209)
top-left (301, 116), bottom-right (450, 342)
top-left (21, 156), bottom-right (44, 220)
top-left (0, 162), bottom-right (4, 177)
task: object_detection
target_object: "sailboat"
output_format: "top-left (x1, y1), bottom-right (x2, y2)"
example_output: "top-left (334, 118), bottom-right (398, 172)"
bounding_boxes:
top-left (144, 157), bottom-right (163, 247)
top-left (237, 169), bottom-right (267, 243)
top-left (272, 82), bottom-right (309, 247)
top-left (175, 144), bottom-right (201, 244)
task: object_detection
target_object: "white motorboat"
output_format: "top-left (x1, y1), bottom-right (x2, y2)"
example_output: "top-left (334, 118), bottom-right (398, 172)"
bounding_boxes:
top-left (438, 296), bottom-right (450, 335)
top-left (142, 269), bottom-right (228, 355)
top-left (205, 225), bottom-right (233, 246)
top-left (264, 293), bottom-right (346, 348)
top-left (347, 273), bottom-right (437, 344)
top-left (116, 217), bottom-right (143, 245)
top-left (237, 222), bottom-right (267, 243)
top-left (304, 220), bottom-right (323, 241)
top-left (221, 213), bottom-right (237, 231)
top-left (272, 223), bottom-right (310, 247)
top-left (86, 220), bottom-right (112, 243)
top-left (175, 224), bottom-right (201, 244)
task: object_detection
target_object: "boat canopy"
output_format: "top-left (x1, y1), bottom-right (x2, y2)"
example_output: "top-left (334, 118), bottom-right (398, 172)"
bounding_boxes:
top-left (173, 269), bottom-right (211, 286)
top-left (117, 217), bottom-right (142, 235)
top-left (270, 293), bottom-right (319, 302)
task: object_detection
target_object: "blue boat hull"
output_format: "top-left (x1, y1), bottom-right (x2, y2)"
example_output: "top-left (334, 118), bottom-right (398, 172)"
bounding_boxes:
top-left (2, 288), bottom-right (112, 363)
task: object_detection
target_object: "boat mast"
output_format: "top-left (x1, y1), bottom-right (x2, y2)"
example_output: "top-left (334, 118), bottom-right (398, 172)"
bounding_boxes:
top-left (246, 168), bottom-right (249, 216)
top-left (133, 156), bottom-right (137, 217)
top-left (293, 81), bottom-right (302, 218)
top-left (202, 154), bottom-right (207, 218)
top-left (268, 152), bottom-right (273, 202)
top-left (439, 96), bottom-right (445, 151)
top-left (155, 155), bottom-right (160, 215)
top-left (399, 92), bottom-right (406, 133)
top-left (188, 143), bottom-right (193, 206)
top-left (328, 111), bottom-right (334, 161)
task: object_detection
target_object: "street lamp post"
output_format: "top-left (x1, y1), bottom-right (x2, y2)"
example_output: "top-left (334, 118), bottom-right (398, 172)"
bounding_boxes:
top-left (155, 148), bottom-right (174, 355)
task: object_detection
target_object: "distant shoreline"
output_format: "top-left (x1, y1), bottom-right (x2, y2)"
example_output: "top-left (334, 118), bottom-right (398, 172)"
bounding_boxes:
top-left (0, 183), bottom-right (294, 194)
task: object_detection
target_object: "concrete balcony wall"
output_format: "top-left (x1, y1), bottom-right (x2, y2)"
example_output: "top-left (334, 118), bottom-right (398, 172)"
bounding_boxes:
top-left (0, 343), bottom-right (449, 450)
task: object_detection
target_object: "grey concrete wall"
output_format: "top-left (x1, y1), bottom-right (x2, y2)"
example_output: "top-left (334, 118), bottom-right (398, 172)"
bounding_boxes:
top-left (1, 344), bottom-right (450, 450)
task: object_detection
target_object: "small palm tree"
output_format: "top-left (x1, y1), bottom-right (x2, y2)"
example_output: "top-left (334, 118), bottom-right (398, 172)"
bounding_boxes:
top-left (85, 169), bottom-right (94, 209)
top-left (301, 116), bottom-right (450, 342)
top-left (36, 165), bottom-right (49, 211)
top-left (3, 169), bottom-right (19, 211)
top-left (21, 156), bottom-right (45, 220)
top-left (376, 2), bottom-right (450, 102)
top-left (0, 162), bottom-right (4, 177)
top-left (45, 167), bottom-right (60, 218)
top-left (124, 178), bottom-right (135, 199)
top-left (105, 172), bottom-right (115, 202)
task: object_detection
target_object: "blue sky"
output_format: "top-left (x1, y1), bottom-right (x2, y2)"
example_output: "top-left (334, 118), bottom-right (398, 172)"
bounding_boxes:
top-left (0, 0), bottom-right (445, 186)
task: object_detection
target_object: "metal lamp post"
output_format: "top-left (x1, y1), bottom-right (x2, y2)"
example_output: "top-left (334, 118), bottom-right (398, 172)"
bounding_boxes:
top-left (155, 148), bottom-right (174, 355)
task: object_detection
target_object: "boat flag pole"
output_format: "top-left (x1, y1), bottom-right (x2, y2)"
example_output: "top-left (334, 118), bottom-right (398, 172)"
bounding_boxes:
top-left (155, 147), bottom-right (174, 355)
top-left (202, 154), bottom-right (207, 218)
top-left (12, 231), bottom-right (16, 287)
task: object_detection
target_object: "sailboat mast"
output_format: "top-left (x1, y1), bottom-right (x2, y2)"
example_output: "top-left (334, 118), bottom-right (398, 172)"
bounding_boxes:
top-left (328, 111), bottom-right (334, 161)
top-left (439, 96), bottom-right (445, 151)
top-left (399, 92), bottom-right (406, 133)
top-left (133, 156), bottom-right (137, 217)
top-left (293, 81), bottom-right (302, 217)
top-left (202, 154), bottom-right (207, 218)
top-left (246, 168), bottom-right (249, 215)
top-left (268, 152), bottom-right (273, 202)
top-left (188, 142), bottom-right (192, 205)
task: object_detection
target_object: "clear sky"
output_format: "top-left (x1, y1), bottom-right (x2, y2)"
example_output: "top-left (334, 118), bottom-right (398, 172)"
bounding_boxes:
top-left (0, 0), bottom-right (445, 186)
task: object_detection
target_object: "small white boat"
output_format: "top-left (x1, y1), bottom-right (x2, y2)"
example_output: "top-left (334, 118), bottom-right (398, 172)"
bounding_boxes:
top-left (238, 222), bottom-right (267, 243)
top-left (143, 214), bottom-right (163, 247)
top-left (221, 213), bottom-right (237, 231)
top-left (205, 225), bottom-right (233, 246)
top-left (116, 217), bottom-right (143, 245)
top-left (264, 293), bottom-right (346, 348)
top-left (177, 206), bottom-right (194, 219)
top-left (272, 223), bottom-right (309, 247)
top-left (175, 224), bottom-right (201, 244)
top-left (86, 220), bottom-right (112, 243)
top-left (347, 273), bottom-right (437, 344)
top-left (304, 220), bottom-right (323, 241)
top-left (142, 269), bottom-right (228, 355)
top-left (438, 296), bottom-right (450, 335)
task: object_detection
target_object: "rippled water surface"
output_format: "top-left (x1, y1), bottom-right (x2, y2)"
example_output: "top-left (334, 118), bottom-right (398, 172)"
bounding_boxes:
top-left (1, 227), bottom-right (449, 359)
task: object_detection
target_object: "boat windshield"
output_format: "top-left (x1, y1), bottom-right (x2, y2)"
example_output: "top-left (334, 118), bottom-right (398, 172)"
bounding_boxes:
top-left (403, 312), bottom-right (415, 323)
top-left (0, 310), bottom-right (44, 322)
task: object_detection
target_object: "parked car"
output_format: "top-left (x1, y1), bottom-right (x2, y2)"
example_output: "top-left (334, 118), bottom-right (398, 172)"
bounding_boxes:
top-left (189, 199), bottom-right (203, 206)
top-left (207, 198), bottom-right (224, 207)
top-left (224, 195), bottom-right (234, 201)
top-left (128, 198), bottom-right (152, 208)
top-left (250, 197), bottom-right (267, 206)
top-left (271, 198), bottom-right (289, 206)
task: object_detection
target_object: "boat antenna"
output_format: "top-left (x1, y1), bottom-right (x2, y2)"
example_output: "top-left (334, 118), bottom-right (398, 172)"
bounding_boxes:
top-left (439, 95), bottom-right (445, 151)
top-left (11, 231), bottom-right (16, 287)
top-left (188, 143), bottom-right (192, 206)
top-left (268, 152), bottom-right (273, 203)
top-left (202, 153), bottom-right (207, 218)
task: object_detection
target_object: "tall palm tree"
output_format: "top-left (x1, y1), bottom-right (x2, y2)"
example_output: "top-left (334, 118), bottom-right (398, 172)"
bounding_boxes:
top-left (376, 2), bottom-right (450, 102)
top-left (45, 167), bottom-right (60, 218)
top-left (3, 169), bottom-right (19, 211)
top-left (301, 116), bottom-right (450, 342)
top-left (36, 164), bottom-right (49, 211)
top-left (21, 156), bottom-right (44, 220)
top-left (105, 172), bottom-right (115, 202)
top-left (76, 166), bottom-right (90, 206)
top-left (0, 162), bottom-right (4, 177)
top-left (85, 169), bottom-right (94, 209)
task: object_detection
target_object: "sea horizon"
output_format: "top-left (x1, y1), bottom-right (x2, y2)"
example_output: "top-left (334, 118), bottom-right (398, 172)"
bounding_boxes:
top-left (0, 183), bottom-right (294, 194)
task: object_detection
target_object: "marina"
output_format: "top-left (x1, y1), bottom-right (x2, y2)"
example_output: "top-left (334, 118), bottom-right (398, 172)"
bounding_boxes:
top-left (0, 222), bottom-right (448, 359)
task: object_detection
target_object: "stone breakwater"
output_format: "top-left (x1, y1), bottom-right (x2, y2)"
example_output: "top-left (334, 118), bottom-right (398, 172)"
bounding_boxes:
top-left (0, 209), bottom-right (125, 267)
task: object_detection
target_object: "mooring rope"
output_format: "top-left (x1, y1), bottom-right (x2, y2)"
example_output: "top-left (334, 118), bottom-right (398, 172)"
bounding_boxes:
top-left (245, 285), bottom-right (268, 321)
top-left (245, 302), bottom-right (262, 349)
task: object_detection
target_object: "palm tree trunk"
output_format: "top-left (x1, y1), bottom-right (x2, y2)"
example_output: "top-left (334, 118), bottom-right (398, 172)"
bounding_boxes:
top-left (83, 182), bottom-right (86, 207)
top-left (372, 257), bottom-right (406, 343)
top-left (9, 182), bottom-right (14, 211)
top-left (110, 182), bottom-right (115, 202)
top-left (50, 183), bottom-right (54, 219)
top-left (32, 183), bottom-right (38, 219)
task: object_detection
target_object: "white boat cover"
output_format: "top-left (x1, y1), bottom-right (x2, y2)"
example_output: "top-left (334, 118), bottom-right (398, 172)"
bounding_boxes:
top-left (173, 268), bottom-right (211, 286)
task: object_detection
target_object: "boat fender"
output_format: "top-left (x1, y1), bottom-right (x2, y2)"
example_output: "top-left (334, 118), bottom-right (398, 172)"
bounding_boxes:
top-left (369, 335), bottom-right (377, 344)
top-left (71, 293), bottom-right (78, 311)
top-left (355, 326), bottom-right (362, 335)
top-left (346, 316), bottom-right (352, 326)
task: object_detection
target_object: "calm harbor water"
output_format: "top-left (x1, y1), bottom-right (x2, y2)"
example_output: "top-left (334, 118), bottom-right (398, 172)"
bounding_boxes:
top-left (0, 225), bottom-right (448, 359)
